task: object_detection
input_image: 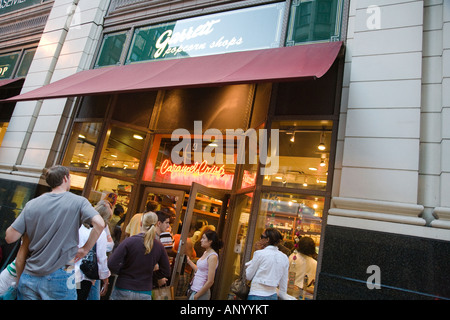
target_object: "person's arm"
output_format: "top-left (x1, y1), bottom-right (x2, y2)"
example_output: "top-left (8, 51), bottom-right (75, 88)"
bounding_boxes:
top-left (74, 215), bottom-right (105, 262)
top-left (186, 256), bottom-right (198, 273)
top-left (15, 233), bottom-right (30, 279)
top-left (154, 244), bottom-right (172, 286)
top-left (96, 231), bottom-right (111, 280)
top-left (193, 254), bottom-right (218, 300)
top-left (107, 239), bottom-right (127, 275)
top-left (278, 259), bottom-right (289, 294)
top-left (5, 226), bottom-right (22, 244)
top-left (245, 250), bottom-right (261, 281)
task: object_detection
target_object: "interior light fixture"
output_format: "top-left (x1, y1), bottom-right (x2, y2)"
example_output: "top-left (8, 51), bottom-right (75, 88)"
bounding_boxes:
top-left (309, 167), bottom-right (318, 171)
top-left (303, 177), bottom-right (308, 187)
top-left (320, 160), bottom-right (326, 167)
top-left (78, 134), bottom-right (86, 139)
top-left (318, 131), bottom-right (326, 151)
top-left (290, 134), bottom-right (295, 143)
top-left (133, 134), bottom-right (144, 140)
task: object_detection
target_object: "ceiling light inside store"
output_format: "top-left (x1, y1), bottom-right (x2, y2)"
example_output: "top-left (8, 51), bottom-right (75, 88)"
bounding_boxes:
top-left (309, 167), bottom-right (317, 171)
top-left (133, 134), bottom-right (144, 140)
top-left (78, 134), bottom-right (86, 139)
top-left (318, 131), bottom-right (326, 150)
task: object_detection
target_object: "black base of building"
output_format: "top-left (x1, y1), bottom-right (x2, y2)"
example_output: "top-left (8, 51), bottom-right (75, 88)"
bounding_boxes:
top-left (316, 225), bottom-right (450, 300)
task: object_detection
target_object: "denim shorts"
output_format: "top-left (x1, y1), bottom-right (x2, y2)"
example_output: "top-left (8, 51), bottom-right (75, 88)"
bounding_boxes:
top-left (18, 267), bottom-right (77, 300)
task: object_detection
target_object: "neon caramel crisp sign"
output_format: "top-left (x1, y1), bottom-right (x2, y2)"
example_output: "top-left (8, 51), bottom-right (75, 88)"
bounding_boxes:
top-left (159, 159), bottom-right (226, 178)
top-left (127, 2), bottom-right (285, 63)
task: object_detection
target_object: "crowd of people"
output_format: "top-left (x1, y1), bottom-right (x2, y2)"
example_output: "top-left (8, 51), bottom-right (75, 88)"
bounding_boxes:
top-left (0, 164), bottom-right (317, 301)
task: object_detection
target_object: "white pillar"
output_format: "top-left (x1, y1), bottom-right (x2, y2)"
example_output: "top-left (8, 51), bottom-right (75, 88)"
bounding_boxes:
top-left (431, 0), bottom-right (450, 229)
top-left (331, 0), bottom-right (426, 226)
top-left (0, 0), bottom-right (110, 181)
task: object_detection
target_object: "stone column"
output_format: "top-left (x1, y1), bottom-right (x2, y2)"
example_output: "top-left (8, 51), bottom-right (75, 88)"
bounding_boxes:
top-left (431, 1), bottom-right (450, 229)
top-left (0, 0), bottom-right (110, 182)
top-left (330, 0), bottom-right (425, 226)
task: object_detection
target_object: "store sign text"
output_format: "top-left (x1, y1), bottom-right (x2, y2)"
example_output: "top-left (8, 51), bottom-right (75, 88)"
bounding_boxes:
top-left (0, 65), bottom-right (9, 76)
top-left (160, 159), bottom-right (226, 178)
top-left (127, 2), bottom-right (284, 63)
top-left (154, 19), bottom-right (244, 59)
top-left (0, 0), bottom-right (42, 15)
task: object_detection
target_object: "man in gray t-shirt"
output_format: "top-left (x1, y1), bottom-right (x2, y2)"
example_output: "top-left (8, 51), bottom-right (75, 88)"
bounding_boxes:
top-left (5, 165), bottom-right (105, 300)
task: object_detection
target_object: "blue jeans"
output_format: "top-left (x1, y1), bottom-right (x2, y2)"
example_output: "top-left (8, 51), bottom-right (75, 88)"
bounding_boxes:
top-left (87, 280), bottom-right (101, 300)
top-left (18, 267), bottom-right (77, 300)
top-left (109, 286), bottom-right (152, 300)
top-left (248, 293), bottom-right (278, 300)
top-left (188, 289), bottom-right (211, 300)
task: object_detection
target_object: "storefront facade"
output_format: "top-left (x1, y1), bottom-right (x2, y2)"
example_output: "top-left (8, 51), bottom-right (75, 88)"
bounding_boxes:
top-left (1, 0), bottom-right (449, 300)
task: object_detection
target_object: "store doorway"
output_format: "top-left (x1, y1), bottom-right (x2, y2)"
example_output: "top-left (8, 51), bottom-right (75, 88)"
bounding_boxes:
top-left (170, 183), bottom-right (229, 299)
top-left (140, 186), bottom-right (186, 238)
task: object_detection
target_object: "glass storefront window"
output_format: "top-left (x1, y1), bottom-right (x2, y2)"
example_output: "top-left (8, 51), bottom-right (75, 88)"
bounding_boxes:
top-left (286, 0), bottom-right (343, 45)
top-left (0, 181), bottom-right (35, 244)
top-left (143, 135), bottom-right (237, 190)
top-left (97, 125), bottom-right (146, 178)
top-left (63, 122), bottom-right (102, 169)
top-left (89, 175), bottom-right (133, 213)
top-left (69, 171), bottom-right (87, 195)
top-left (15, 48), bottom-right (36, 78)
top-left (262, 120), bottom-right (332, 191)
top-left (94, 32), bottom-right (128, 68)
top-left (253, 191), bottom-right (323, 298)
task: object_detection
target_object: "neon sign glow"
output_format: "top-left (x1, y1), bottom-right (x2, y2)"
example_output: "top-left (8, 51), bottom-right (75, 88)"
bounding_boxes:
top-left (159, 159), bottom-right (226, 178)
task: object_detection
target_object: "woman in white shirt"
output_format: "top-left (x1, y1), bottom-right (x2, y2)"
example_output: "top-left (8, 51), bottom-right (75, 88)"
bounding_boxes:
top-left (245, 228), bottom-right (289, 300)
top-left (75, 200), bottom-right (112, 300)
top-left (288, 236), bottom-right (317, 298)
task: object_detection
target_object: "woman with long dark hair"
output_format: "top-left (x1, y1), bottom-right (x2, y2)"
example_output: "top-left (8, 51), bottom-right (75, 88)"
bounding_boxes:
top-left (186, 230), bottom-right (223, 300)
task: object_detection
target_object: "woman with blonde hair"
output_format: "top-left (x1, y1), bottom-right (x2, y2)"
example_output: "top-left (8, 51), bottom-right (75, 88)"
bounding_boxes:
top-left (108, 211), bottom-right (171, 300)
top-left (75, 200), bottom-right (112, 300)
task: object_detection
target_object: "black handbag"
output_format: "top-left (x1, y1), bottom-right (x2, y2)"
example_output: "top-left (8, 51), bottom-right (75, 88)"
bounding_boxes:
top-left (80, 244), bottom-right (100, 280)
top-left (230, 276), bottom-right (250, 300)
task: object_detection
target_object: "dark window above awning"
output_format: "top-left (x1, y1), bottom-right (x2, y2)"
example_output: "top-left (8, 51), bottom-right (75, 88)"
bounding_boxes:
top-left (4, 42), bottom-right (343, 103)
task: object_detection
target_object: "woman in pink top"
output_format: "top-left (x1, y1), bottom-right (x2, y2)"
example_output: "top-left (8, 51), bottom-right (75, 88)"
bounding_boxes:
top-left (186, 230), bottom-right (223, 300)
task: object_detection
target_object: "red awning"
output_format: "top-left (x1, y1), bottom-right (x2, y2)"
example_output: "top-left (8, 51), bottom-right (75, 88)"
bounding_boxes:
top-left (4, 42), bottom-right (342, 102)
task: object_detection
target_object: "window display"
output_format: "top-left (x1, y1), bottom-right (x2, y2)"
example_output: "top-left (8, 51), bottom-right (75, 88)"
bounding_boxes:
top-left (263, 120), bottom-right (332, 191)
top-left (63, 122), bottom-right (102, 169)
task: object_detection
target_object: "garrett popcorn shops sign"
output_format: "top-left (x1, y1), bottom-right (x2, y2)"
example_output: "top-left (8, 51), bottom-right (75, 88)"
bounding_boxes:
top-left (0, 0), bottom-right (44, 15)
top-left (126, 2), bottom-right (285, 63)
